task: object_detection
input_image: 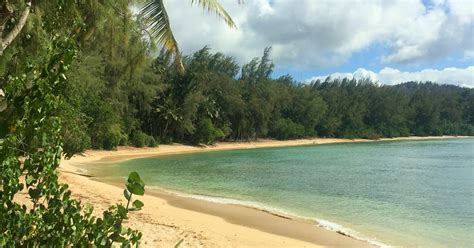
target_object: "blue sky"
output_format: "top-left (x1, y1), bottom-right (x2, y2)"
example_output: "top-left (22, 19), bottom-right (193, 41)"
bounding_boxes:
top-left (166, 0), bottom-right (473, 87)
top-left (274, 42), bottom-right (474, 82)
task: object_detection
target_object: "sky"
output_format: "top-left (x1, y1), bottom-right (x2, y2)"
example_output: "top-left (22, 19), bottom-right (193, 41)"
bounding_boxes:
top-left (164, 0), bottom-right (474, 87)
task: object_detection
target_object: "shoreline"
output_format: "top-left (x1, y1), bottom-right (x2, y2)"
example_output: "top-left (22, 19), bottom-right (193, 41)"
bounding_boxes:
top-left (76, 135), bottom-right (468, 165)
top-left (143, 187), bottom-right (391, 248)
top-left (60, 136), bottom-right (467, 247)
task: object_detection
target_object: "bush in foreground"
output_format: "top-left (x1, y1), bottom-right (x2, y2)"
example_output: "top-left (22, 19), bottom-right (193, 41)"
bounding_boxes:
top-left (0, 38), bottom-right (144, 246)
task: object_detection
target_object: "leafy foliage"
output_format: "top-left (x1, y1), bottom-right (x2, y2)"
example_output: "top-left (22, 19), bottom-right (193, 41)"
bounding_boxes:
top-left (270, 119), bottom-right (306, 140)
top-left (0, 1), bottom-right (158, 246)
top-left (0, 0), bottom-right (472, 245)
top-left (0, 37), bottom-right (144, 247)
top-left (193, 118), bottom-right (225, 145)
top-left (130, 130), bottom-right (157, 148)
top-left (41, 44), bottom-right (474, 150)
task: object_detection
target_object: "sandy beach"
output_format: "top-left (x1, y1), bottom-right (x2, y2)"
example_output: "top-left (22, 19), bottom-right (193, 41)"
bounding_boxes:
top-left (58, 136), bottom-right (465, 247)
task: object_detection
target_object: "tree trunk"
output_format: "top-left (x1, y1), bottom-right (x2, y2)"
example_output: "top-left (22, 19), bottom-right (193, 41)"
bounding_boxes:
top-left (0, 1), bottom-right (31, 56)
top-left (162, 120), bottom-right (170, 141)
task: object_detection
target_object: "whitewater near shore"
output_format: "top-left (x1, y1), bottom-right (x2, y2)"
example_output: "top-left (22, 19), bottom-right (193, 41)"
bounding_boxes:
top-left (59, 136), bottom-right (463, 247)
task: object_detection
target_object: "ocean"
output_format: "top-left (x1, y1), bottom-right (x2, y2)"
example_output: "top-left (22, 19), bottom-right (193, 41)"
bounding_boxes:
top-left (92, 138), bottom-right (474, 247)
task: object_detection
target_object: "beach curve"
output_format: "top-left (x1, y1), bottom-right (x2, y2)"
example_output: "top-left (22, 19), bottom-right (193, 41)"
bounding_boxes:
top-left (59, 136), bottom-right (466, 247)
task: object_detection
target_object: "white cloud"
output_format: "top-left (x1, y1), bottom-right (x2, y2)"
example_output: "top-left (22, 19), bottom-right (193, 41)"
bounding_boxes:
top-left (164, 0), bottom-right (473, 68)
top-left (305, 66), bottom-right (474, 87)
top-left (448, 0), bottom-right (474, 24)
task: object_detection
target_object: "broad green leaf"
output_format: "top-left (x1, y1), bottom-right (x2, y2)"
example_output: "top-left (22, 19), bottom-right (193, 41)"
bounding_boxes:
top-left (117, 205), bottom-right (127, 217)
top-left (111, 234), bottom-right (127, 243)
top-left (126, 172), bottom-right (145, 195)
top-left (28, 188), bottom-right (41, 199)
top-left (132, 200), bottom-right (144, 210)
top-left (126, 182), bottom-right (144, 196)
top-left (127, 172), bottom-right (141, 184)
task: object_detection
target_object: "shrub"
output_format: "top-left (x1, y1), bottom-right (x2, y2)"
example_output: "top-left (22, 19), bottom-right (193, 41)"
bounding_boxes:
top-left (161, 136), bottom-right (173, 144)
top-left (193, 118), bottom-right (225, 145)
top-left (102, 124), bottom-right (122, 150)
top-left (270, 118), bottom-right (305, 140)
top-left (358, 128), bottom-right (380, 140)
top-left (119, 134), bottom-right (129, 146)
top-left (61, 107), bottom-right (92, 156)
top-left (147, 136), bottom-right (158, 147)
top-left (367, 134), bottom-right (381, 140)
top-left (87, 105), bottom-right (123, 150)
top-left (130, 130), bottom-right (157, 148)
top-left (0, 40), bottom-right (142, 246)
top-left (62, 121), bottom-right (92, 157)
top-left (131, 130), bottom-right (148, 147)
top-left (63, 129), bottom-right (92, 156)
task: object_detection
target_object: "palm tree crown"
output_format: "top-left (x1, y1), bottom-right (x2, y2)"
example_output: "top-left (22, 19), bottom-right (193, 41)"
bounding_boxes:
top-left (139, 0), bottom-right (237, 72)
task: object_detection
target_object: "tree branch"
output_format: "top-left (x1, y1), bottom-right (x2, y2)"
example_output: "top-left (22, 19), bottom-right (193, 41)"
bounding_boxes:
top-left (0, 1), bottom-right (31, 56)
top-left (0, 0), bottom-right (14, 38)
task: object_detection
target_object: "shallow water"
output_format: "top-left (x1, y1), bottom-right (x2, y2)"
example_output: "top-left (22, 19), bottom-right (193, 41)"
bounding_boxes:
top-left (93, 138), bottom-right (474, 247)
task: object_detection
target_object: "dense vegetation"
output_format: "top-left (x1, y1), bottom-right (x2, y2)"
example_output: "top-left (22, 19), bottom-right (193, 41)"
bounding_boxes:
top-left (3, 2), bottom-right (471, 157)
top-left (0, 0), bottom-right (237, 245)
top-left (0, 0), bottom-right (472, 246)
top-left (55, 43), bottom-right (474, 151)
top-left (0, 0), bottom-right (152, 246)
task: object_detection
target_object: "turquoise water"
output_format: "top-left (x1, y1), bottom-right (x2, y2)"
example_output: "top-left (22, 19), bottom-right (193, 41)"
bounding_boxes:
top-left (93, 138), bottom-right (474, 247)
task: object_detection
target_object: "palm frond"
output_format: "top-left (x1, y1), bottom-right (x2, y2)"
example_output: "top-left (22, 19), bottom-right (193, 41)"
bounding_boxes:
top-left (140, 0), bottom-right (183, 71)
top-left (139, 0), bottom-right (237, 72)
top-left (190, 0), bottom-right (237, 28)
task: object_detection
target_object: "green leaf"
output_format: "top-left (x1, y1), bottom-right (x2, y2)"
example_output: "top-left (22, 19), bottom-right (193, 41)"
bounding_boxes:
top-left (127, 172), bottom-right (142, 185)
top-left (126, 182), bottom-right (144, 196)
top-left (128, 172), bottom-right (138, 181)
top-left (126, 172), bottom-right (145, 196)
top-left (100, 237), bottom-right (107, 246)
top-left (117, 205), bottom-right (127, 217)
top-left (25, 175), bottom-right (34, 185)
top-left (123, 189), bottom-right (131, 200)
top-left (132, 200), bottom-right (144, 210)
top-left (28, 188), bottom-right (41, 199)
top-left (111, 233), bottom-right (127, 243)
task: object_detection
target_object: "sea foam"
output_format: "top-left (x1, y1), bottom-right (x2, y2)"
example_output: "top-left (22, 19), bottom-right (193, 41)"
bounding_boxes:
top-left (316, 219), bottom-right (392, 248)
top-left (151, 186), bottom-right (392, 248)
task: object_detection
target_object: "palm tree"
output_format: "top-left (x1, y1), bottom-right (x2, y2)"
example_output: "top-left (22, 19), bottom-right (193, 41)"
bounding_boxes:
top-left (0, 0), bottom-right (236, 61)
top-left (139, 0), bottom-right (237, 72)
